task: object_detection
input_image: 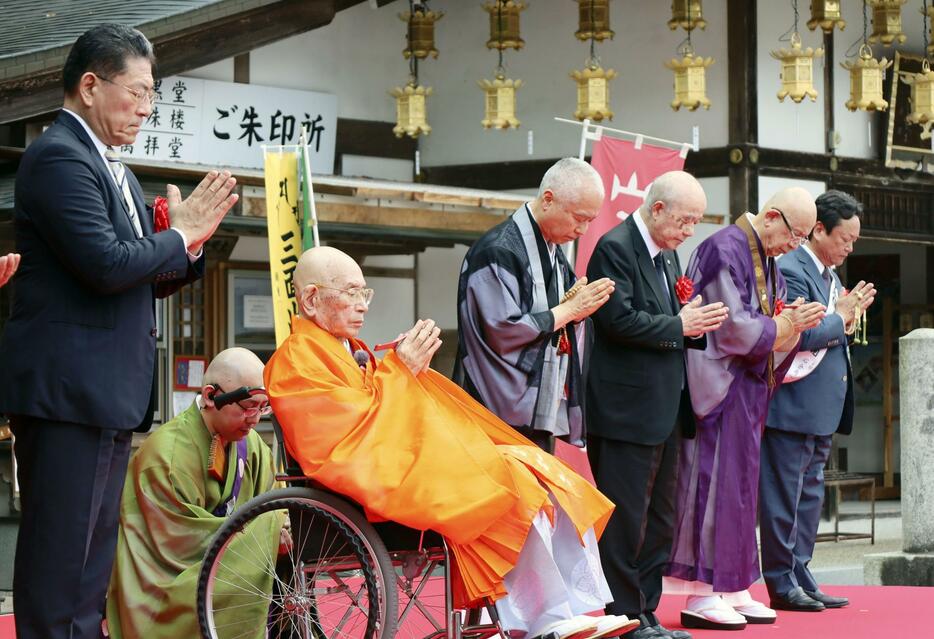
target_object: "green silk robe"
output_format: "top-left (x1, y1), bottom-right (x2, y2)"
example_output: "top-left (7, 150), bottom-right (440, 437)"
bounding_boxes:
top-left (106, 402), bottom-right (280, 638)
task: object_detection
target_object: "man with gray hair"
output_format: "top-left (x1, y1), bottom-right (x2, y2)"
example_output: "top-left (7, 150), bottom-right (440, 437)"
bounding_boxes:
top-left (586, 171), bottom-right (728, 639)
top-left (454, 158), bottom-right (615, 452)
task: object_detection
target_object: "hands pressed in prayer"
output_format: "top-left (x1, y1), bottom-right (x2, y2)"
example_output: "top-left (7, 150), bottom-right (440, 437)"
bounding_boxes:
top-left (835, 280), bottom-right (876, 329)
top-left (784, 297), bottom-right (826, 333)
top-left (278, 526), bottom-right (293, 556)
top-left (396, 319), bottom-right (442, 376)
top-left (0, 253), bottom-right (20, 288)
top-left (679, 295), bottom-right (730, 337)
top-left (166, 170), bottom-right (239, 254)
top-left (552, 277), bottom-right (615, 329)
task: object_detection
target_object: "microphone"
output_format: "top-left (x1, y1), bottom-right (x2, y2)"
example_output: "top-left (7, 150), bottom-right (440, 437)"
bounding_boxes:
top-left (353, 349), bottom-right (369, 369)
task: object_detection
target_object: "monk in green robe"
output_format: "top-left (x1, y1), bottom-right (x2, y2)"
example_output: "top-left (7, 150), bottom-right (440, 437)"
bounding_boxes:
top-left (105, 347), bottom-right (281, 638)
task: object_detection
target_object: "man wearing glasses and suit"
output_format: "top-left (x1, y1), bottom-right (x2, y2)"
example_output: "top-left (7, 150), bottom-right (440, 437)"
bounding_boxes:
top-left (0, 24), bottom-right (238, 638)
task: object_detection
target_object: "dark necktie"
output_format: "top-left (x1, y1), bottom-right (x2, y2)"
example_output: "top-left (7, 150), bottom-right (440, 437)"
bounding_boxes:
top-left (105, 147), bottom-right (142, 237)
top-left (822, 266), bottom-right (833, 297)
top-left (654, 253), bottom-right (673, 312)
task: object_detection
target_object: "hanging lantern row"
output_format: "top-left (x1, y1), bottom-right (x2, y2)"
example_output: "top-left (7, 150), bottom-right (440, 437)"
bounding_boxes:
top-left (841, 1), bottom-right (890, 112)
top-left (572, 0), bottom-right (616, 121)
top-left (807, 0), bottom-right (846, 33)
top-left (868, 0), bottom-right (907, 46)
top-left (479, 1), bottom-right (525, 129)
top-left (668, 0), bottom-right (707, 32)
top-left (390, 1), bottom-right (440, 139)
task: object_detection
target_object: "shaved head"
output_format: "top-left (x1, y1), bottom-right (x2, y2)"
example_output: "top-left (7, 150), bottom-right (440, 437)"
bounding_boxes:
top-left (756, 187), bottom-right (817, 257)
top-left (295, 246), bottom-right (369, 338)
top-left (204, 347), bottom-right (265, 390)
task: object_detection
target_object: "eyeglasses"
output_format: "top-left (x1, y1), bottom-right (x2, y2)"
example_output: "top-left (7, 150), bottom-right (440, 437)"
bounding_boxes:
top-left (773, 207), bottom-right (809, 247)
top-left (313, 283), bottom-right (375, 306)
top-left (212, 385), bottom-right (272, 418)
top-left (95, 74), bottom-right (157, 107)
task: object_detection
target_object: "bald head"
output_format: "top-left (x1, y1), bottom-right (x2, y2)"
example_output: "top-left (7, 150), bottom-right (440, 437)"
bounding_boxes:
top-left (295, 246), bottom-right (369, 338)
top-left (204, 347), bottom-right (265, 390)
top-left (640, 170), bottom-right (707, 250)
top-left (756, 187), bottom-right (817, 257)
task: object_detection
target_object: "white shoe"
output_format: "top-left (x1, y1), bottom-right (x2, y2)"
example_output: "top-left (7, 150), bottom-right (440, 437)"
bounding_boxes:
top-left (721, 590), bottom-right (776, 624)
top-left (535, 616), bottom-right (599, 639)
top-left (582, 615), bottom-right (640, 639)
top-left (680, 595), bottom-right (747, 631)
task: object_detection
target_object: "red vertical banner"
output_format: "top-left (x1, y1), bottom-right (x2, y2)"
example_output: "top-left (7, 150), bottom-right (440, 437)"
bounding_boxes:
top-left (575, 137), bottom-right (688, 275)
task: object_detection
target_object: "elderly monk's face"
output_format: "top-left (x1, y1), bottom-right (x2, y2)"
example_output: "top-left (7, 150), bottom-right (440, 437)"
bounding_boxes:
top-left (88, 56), bottom-right (154, 146)
top-left (212, 387), bottom-right (269, 443)
top-left (307, 267), bottom-right (370, 339)
top-left (538, 188), bottom-right (603, 245)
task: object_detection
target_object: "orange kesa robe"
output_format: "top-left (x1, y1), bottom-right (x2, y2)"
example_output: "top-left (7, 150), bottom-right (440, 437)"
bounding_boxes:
top-left (265, 317), bottom-right (614, 607)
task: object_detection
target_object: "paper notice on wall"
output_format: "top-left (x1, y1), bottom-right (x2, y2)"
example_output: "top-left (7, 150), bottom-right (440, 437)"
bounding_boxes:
top-left (244, 295), bottom-right (275, 329)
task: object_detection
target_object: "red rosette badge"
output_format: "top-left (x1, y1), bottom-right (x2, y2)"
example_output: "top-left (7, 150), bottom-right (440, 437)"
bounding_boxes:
top-left (773, 299), bottom-right (785, 317)
top-left (675, 276), bottom-right (694, 305)
top-left (153, 196), bottom-right (170, 233)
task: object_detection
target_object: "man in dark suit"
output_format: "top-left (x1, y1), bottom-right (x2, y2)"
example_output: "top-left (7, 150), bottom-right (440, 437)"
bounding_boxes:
top-left (586, 171), bottom-right (728, 639)
top-left (760, 190), bottom-right (875, 613)
top-left (0, 24), bottom-right (238, 639)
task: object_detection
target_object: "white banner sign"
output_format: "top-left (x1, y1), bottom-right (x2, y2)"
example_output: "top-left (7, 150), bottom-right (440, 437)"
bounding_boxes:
top-left (122, 76), bottom-right (337, 173)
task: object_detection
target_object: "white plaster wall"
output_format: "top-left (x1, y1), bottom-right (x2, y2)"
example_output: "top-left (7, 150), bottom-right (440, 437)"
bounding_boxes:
top-left (420, 0), bottom-right (729, 166)
top-left (417, 244), bottom-right (469, 329)
top-left (757, 0), bottom-right (827, 153)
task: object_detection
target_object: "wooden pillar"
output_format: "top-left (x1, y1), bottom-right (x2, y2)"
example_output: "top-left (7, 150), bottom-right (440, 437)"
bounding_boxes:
top-left (727, 0), bottom-right (758, 218)
top-left (823, 31), bottom-right (835, 157)
top-left (234, 53), bottom-right (250, 84)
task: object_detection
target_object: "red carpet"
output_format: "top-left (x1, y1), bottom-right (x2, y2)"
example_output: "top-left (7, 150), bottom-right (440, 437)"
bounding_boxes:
top-left (655, 584), bottom-right (930, 638)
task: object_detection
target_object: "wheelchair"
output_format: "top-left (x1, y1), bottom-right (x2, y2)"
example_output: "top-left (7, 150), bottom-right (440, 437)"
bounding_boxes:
top-left (197, 416), bottom-right (507, 639)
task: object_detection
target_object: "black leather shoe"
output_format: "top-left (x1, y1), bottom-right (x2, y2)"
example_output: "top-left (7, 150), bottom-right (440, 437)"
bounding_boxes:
top-left (622, 626), bottom-right (661, 639)
top-left (770, 587), bottom-right (825, 612)
top-left (652, 624), bottom-right (691, 639)
top-left (804, 589), bottom-right (849, 609)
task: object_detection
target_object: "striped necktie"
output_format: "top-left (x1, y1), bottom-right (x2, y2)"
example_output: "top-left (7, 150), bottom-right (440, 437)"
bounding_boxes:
top-left (104, 147), bottom-right (143, 237)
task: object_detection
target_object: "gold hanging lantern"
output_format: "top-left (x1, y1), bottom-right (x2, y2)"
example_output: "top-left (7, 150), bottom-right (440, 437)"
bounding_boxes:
top-left (483, 1), bottom-right (526, 50)
top-left (868, 0), bottom-right (907, 46)
top-left (841, 44), bottom-right (891, 111)
top-left (571, 64), bottom-right (617, 121)
top-left (904, 59), bottom-right (934, 139)
top-left (807, 0), bottom-right (846, 33)
top-left (576, 0), bottom-right (614, 41)
top-left (400, 5), bottom-right (444, 59)
top-left (479, 75), bottom-right (522, 129)
top-left (665, 51), bottom-right (714, 111)
top-left (770, 32), bottom-right (823, 103)
top-left (390, 82), bottom-right (432, 138)
top-left (669, 0), bottom-right (707, 31)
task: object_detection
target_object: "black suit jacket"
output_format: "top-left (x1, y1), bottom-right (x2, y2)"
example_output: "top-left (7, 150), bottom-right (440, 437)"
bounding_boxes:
top-left (586, 214), bottom-right (704, 446)
top-left (0, 111), bottom-right (204, 432)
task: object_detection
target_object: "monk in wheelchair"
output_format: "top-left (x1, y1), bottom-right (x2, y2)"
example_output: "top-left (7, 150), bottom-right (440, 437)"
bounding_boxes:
top-left (264, 246), bottom-right (639, 639)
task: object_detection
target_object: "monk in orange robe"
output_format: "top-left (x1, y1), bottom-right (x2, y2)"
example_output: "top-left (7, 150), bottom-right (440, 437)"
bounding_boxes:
top-left (265, 247), bottom-right (636, 639)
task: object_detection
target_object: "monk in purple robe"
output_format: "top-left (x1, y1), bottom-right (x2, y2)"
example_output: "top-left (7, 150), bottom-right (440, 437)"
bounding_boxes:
top-left (664, 188), bottom-right (826, 631)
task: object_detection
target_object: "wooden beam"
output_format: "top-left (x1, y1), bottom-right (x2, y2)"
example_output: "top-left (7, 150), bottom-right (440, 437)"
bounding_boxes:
top-left (0, 0), bottom-right (352, 124)
top-left (727, 0), bottom-right (758, 216)
top-left (234, 53), bottom-right (250, 84)
top-left (336, 118), bottom-right (417, 161)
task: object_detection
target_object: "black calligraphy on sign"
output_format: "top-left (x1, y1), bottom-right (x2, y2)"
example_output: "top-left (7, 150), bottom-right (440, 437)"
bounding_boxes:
top-left (279, 231), bottom-right (299, 319)
top-left (213, 106), bottom-right (237, 140)
top-left (120, 144), bottom-right (134, 155)
top-left (153, 80), bottom-right (163, 102)
top-left (144, 136), bottom-right (159, 156)
top-left (168, 136), bottom-right (183, 159)
top-left (269, 110), bottom-right (296, 145)
top-left (170, 108), bottom-right (185, 130)
top-left (172, 80), bottom-right (188, 104)
top-left (302, 114), bottom-right (326, 152)
top-left (239, 106), bottom-right (265, 146)
top-left (146, 106), bottom-right (161, 128)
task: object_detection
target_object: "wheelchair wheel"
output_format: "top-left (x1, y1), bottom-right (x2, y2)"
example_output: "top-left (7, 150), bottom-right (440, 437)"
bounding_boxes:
top-left (198, 487), bottom-right (398, 639)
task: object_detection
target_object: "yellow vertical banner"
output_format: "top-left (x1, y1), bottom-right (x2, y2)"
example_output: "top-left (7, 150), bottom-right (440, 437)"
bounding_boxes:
top-left (263, 148), bottom-right (302, 346)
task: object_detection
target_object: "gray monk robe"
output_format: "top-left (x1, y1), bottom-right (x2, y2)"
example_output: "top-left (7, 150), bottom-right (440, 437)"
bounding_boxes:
top-left (454, 205), bottom-right (588, 447)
